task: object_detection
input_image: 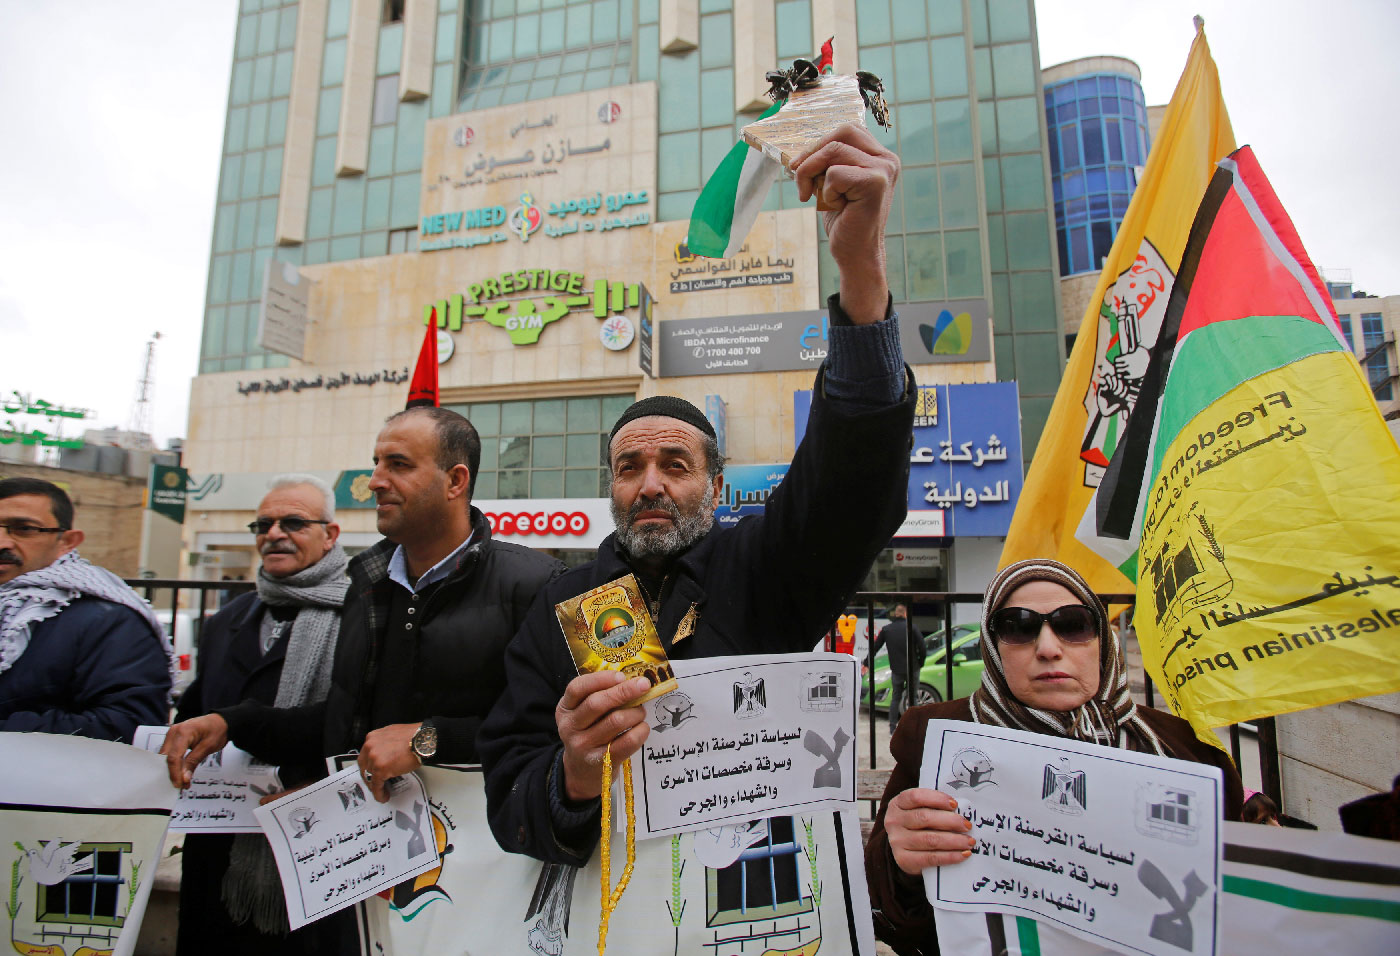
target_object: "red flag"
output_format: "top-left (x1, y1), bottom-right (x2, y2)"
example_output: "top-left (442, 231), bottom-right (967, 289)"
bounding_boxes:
top-left (815, 37), bottom-right (835, 75)
top-left (406, 315), bottom-right (439, 408)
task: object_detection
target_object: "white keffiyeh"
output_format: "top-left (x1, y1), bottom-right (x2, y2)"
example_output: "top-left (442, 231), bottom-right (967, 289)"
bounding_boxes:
top-left (0, 550), bottom-right (172, 678)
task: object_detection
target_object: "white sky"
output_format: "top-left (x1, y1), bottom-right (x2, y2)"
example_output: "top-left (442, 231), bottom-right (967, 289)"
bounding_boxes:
top-left (0, 1), bottom-right (1395, 448)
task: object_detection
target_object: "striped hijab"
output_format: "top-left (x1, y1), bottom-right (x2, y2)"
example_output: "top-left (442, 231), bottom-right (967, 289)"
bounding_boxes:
top-left (970, 558), bottom-right (1165, 755)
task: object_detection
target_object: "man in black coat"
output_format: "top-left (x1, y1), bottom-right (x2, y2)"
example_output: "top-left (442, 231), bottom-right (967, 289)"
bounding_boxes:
top-left (172, 474), bottom-right (351, 955)
top-left (0, 477), bottom-right (169, 742)
top-left (874, 603), bottom-right (924, 732)
top-left (478, 125), bottom-right (914, 864)
top-left (163, 407), bottom-right (563, 796)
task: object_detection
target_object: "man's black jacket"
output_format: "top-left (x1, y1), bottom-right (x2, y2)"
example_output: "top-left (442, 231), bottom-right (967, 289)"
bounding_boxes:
top-left (478, 365), bottom-right (915, 864)
top-left (219, 507), bottom-right (563, 766)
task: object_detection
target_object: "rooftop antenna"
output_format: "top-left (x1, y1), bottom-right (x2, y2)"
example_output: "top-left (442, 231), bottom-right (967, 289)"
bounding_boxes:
top-left (128, 331), bottom-right (162, 438)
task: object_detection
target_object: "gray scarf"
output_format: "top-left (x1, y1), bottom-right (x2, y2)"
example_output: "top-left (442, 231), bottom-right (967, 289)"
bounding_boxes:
top-left (222, 543), bottom-right (350, 934)
top-left (0, 550), bottom-right (172, 681)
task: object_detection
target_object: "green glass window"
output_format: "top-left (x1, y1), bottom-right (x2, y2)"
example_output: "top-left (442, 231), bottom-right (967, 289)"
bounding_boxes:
top-left (905, 233), bottom-right (945, 300)
top-left (985, 213), bottom-right (1006, 270)
top-left (364, 178), bottom-right (392, 229)
top-left (252, 55), bottom-right (275, 101)
top-left (934, 97), bottom-right (973, 162)
top-left (939, 162), bottom-right (978, 228)
top-left (996, 96), bottom-right (1040, 152)
top-left (312, 136), bottom-right (336, 186)
top-left (437, 12), bottom-right (459, 59)
top-left (902, 166), bottom-right (940, 231)
top-left (322, 38), bottom-right (347, 85)
top-left (987, 0), bottom-right (1031, 43)
top-left (856, 0), bottom-right (891, 46)
top-left (929, 35), bottom-right (967, 97)
top-left (1004, 210), bottom-right (1051, 268)
top-left (256, 198), bottom-right (278, 247)
top-left (214, 205), bottom-right (237, 252)
top-left (246, 101), bottom-right (269, 150)
top-left (236, 16), bottom-right (259, 59)
top-left (240, 151), bottom-right (264, 198)
top-left (775, 0), bottom-right (811, 59)
top-left (893, 40), bottom-right (930, 103)
top-left (235, 201), bottom-right (258, 249)
top-left (307, 187), bottom-right (333, 239)
top-left (892, 0), bottom-right (926, 41)
top-left (515, 13), bottom-right (540, 56)
top-left (333, 178), bottom-right (366, 235)
top-left (317, 87), bottom-right (342, 136)
top-left (991, 41), bottom-right (1034, 97)
top-left (390, 173), bottom-right (420, 228)
top-left (999, 153), bottom-right (1045, 210)
top-left (378, 22), bottom-right (404, 73)
top-left (1009, 271), bottom-right (1056, 331)
top-left (898, 101), bottom-right (935, 166)
top-left (699, 14), bottom-right (732, 68)
top-left (926, 0), bottom-right (961, 35)
top-left (658, 131), bottom-right (701, 192)
top-left (368, 126), bottom-right (395, 176)
top-left (944, 228), bottom-right (984, 297)
top-left (267, 99), bottom-right (288, 145)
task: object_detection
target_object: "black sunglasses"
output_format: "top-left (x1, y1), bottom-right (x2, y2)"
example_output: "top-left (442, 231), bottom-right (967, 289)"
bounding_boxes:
top-left (247, 516), bottom-right (330, 535)
top-left (989, 605), bottom-right (1098, 645)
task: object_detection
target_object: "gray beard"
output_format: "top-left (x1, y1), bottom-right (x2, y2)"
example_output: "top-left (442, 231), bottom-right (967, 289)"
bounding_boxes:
top-left (611, 485), bottom-right (716, 562)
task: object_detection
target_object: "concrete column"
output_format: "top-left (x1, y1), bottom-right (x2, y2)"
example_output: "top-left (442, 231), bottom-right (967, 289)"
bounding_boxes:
top-left (399, 0), bottom-right (435, 101)
top-left (733, 0), bottom-right (776, 113)
top-left (335, 0), bottom-right (380, 176)
top-left (275, 0), bottom-right (328, 245)
top-left (659, 0), bottom-right (698, 54)
top-left (810, 0), bottom-right (857, 74)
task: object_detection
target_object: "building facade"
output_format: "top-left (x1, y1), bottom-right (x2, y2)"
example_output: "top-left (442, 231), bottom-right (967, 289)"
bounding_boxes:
top-left (186, 0), bottom-right (1066, 598)
top-left (1041, 54), bottom-right (1150, 340)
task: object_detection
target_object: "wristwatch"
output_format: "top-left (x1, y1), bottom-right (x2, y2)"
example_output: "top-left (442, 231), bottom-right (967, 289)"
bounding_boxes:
top-left (410, 719), bottom-right (439, 762)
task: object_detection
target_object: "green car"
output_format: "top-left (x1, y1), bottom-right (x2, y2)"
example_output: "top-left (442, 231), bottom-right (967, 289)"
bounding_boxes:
top-left (861, 622), bottom-right (986, 709)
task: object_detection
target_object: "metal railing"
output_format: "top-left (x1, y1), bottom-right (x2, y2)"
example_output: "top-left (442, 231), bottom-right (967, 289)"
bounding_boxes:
top-left (848, 591), bottom-right (1283, 812)
top-left (124, 578), bottom-right (255, 686)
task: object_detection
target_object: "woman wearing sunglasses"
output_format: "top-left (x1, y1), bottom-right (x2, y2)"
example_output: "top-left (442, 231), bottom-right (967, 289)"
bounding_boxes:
top-left (865, 558), bottom-right (1244, 955)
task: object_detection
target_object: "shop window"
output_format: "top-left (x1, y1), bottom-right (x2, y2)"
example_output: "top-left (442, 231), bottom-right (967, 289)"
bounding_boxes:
top-left (446, 395), bottom-right (633, 499)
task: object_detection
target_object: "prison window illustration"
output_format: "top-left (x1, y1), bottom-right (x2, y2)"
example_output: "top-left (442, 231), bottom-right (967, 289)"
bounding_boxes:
top-left (706, 817), bottom-right (808, 926)
top-left (35, 844), bottom-right (129, 927)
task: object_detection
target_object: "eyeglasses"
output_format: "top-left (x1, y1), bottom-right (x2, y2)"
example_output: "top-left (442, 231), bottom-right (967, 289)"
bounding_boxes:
top-left (0, 522), bottom-right (67, 540)
top-left (247, 516), bottom-right (330, 535)
top-left (989, 605), bottom-right (1098, 645)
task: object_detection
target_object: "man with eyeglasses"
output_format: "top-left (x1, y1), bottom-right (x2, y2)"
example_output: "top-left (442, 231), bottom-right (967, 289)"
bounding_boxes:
top-left (0, 477), bottom-right (170, 742)
top-left (167, 474), bottom-right (351, 954)
top-left (162, 407), bottom-right (565, 806)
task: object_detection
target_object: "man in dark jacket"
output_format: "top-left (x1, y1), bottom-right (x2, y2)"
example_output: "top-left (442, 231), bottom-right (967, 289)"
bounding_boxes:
top-left (162, 407), bottom-right (564, 803)
top-left (874, 603), bottom-right (924, 732)
top-left (0, 477), bottom-right (169, 741)
top-left (173, 474), bottom-right (350, 956)
top-left (478, 124), bottom-right (914, 864)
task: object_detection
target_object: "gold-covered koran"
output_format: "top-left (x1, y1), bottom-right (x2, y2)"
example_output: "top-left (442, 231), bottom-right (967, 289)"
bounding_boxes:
top-left (556, 574), bottom-right (678, 705)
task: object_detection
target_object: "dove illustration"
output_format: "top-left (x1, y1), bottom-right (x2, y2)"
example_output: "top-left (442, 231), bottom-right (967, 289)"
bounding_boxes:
top-left (24, 841), bottom-right (94, 885)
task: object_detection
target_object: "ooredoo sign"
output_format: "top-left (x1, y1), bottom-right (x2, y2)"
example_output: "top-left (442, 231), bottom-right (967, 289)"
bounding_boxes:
top-left (477, 497), bottom-right (611, 548)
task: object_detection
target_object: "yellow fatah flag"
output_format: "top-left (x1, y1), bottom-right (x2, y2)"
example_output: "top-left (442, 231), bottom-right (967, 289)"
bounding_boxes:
top-left (1000, 24), bottom-right (1234, 590)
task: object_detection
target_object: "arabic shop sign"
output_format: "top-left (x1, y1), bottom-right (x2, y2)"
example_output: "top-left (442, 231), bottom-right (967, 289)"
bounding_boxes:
top-left (794, 382), bottom-right (1024, 536)
top-left (418, 187), bottom-right (652, 252)
top-left (0, 391), bottom-right (89, 449)
top-left (235, 367), bottom-right (410, 397)
top-left (669, 242), bottom-right (796, 294)
top-left (659, 309), bottom-right (832, 377)
top-left (423, 270), bottom-right (646, 346)
top-left (147, 463), bottom-right (189, 523)
top-left (715, 463), bottom-right (791, 527)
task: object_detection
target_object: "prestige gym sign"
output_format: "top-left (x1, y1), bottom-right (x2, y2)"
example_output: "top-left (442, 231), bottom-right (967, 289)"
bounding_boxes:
top-left (423, 267), bottom-right (651, 347)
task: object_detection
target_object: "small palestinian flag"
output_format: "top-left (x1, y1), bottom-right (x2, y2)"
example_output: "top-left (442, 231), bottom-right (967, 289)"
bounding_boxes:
top-left (686, 99), bottom-right (784, 259)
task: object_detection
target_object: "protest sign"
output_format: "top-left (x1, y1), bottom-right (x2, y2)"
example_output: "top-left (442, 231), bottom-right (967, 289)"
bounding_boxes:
top-left (355, 763), bottom-right (876, 956)
top-left (630, 653), bottom-right (859, 838)
top-left (927, 821), bottom-right (1400, 955)
top-left (133, 724), bottom-right (282, 833)
top-left (921, 720), bottom-right (1222, 956)
top-left (1, 734), bottom-right (176, 956)
top-left (254, 764), bottom-right (438, 930)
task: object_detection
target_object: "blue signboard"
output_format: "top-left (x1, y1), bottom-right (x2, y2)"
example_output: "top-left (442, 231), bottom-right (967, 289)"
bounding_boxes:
top-left (793, 382), bottom-right (1023, 536)
top-left (705, 394), bottom-right (728, 457)
top-left (714, 463), bottom-right (790, 527)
